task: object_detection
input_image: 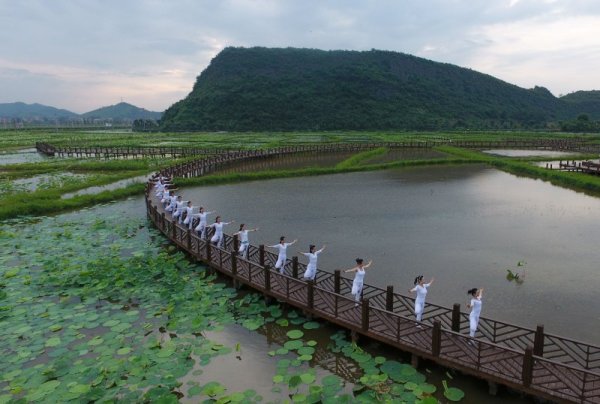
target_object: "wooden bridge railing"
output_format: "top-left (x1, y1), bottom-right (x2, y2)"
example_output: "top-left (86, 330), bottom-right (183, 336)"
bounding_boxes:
top-left (146, 195), bottom-right (600, 403)
top-left (36, 138), bottom-right (599, 160)
top-left (142, 143), bottom-right (600, 403)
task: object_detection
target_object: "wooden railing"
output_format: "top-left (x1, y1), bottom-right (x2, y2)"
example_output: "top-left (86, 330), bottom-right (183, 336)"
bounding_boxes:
top-left (36, 138), bottom-right (598, 159)
top-left (143, 147), bottom-right (600, 403)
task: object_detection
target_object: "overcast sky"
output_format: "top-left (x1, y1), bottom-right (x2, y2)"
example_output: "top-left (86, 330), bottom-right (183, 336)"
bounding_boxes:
top-left (1, 0), bottom-right (599, 113)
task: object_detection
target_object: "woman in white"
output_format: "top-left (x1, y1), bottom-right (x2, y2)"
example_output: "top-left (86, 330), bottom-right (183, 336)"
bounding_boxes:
top-left (300, 244), bottom-right (326, 281)
top-left (467, 287), bottom-right (484, 338)
top-left (344, 258), bottom-right (372, 304)
top-left (166, 194), bottom-right (178, 213)
top-left (173, 197), bottom-right (189, 223)
top-left (267, 237), bottom-right (297, 274)
top-left (409, 275), bottom-right (434, 325)
top-left (209, 216), bottom-right (234, 248)
top-left (160, 188), bottom-right (170, 206)
top-left (193, 207), bottom-right (215, 237)
top-left (182, 201), bottom-right (196, 228)
top-left (234, 224), bottom-right (259, 258)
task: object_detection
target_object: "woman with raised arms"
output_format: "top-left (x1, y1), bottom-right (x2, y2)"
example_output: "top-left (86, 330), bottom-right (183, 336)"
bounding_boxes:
top-left (193, 207), bottom-right (215, 237)
top-left (300, 244), bottom-right (326, 281)
top-left (344, 258), bottom-right (372, 305)
top-left (409, 275), bottom-right (434, 326)
top-left (209, 216), bottom-right (234, 248)
top-left (234, 223), bottom-right (259, 259)
top-left (267, 236), bottom-right (297, 274)
top-left (467, 287), bottom-right (484, 338)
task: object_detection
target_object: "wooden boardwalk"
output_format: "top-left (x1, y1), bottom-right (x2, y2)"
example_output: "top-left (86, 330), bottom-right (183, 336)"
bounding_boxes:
top-left (547, 160), bottom-right (600, 175)
top-left (36, 138), bottom-right (596, 159)
top-left (143, 148), bottom-right (600, 404)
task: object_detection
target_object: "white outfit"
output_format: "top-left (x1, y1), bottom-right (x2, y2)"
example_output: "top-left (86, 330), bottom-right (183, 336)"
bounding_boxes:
top-left (237, 230), bottom-right (250, 258)
top-left (210, 222), bottom-right (230, 247)
top-left (161, 190), bottom-right (170, 205)
top-left (183, 206), bottom-right (195, 226)
top-left (193, 211), bottom-right (213, 238)
top-left (269, 243), bottom-right (292, 274)
top-left (173, 201), bottom-right (188, 222)
top-left (166, 196), bottom-right (177, 212)
top-left (351, 268), bottom-right (366, 302)
top-left (412, 283), bottom-right (431, 322)
top-left (302, 248), bottom-right (324, 280)
top-left (469, 296), bottom-right (482, 337)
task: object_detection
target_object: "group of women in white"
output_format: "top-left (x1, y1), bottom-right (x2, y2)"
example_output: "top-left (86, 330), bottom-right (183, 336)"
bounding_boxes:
top-left (408, 275), bottom-right (484, 338)
top-left (153, 176), bottom-right (484, 340)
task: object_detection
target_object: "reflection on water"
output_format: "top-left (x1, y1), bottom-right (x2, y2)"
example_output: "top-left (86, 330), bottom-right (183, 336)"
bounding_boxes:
top-left (482, 149), bottom-right (579, 158)
top-left (182, 165), bottom-right (600, 343)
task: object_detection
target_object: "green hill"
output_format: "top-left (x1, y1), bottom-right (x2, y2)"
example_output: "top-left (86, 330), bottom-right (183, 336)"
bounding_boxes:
top-left (160, 47), bottom-right (600, 131)
top-left (82, 102), bottom-right (162, 121)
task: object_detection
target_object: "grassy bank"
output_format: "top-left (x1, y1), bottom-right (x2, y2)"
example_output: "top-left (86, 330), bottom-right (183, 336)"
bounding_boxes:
top-left (0, 182), bottom-right (146, 220)
top-left (175, 156), bottom-right (471, 187)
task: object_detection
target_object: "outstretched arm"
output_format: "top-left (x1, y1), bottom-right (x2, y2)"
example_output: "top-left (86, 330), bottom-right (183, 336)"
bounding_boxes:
top-left (289, 239), bottom-right (298, 246)
top-left (344, 266), bottom-right (358, 273)
top-left (477, 288), bottom-right (484, 298)
top-left (249, 227), bottom-right (259, 232)
top-left (364, 260), bottom-right (373, 269)
top-left (316, 245), bottom-right (326, 254)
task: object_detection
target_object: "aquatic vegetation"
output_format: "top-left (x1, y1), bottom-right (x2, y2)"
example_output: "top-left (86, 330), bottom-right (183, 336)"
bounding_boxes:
top-left (0, 201), bottom-right (455, 403)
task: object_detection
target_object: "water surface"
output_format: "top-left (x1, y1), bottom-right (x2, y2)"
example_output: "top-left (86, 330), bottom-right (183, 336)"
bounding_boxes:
top-left (182, 165), bottom-right (600, 343)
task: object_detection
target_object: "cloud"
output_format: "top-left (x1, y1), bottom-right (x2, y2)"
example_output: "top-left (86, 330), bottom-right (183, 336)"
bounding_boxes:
top-left (0, 0), bottom-right (599, 111)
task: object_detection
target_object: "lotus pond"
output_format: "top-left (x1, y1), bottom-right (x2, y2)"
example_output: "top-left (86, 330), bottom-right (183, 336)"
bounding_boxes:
top-left (0, 195), bottom-right (535, 403)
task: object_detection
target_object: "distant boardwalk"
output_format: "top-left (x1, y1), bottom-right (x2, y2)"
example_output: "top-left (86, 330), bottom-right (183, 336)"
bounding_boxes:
top-left (37, 138), bottom-right (595, 159)
top-left (143, 146), bottom-right (600, 404)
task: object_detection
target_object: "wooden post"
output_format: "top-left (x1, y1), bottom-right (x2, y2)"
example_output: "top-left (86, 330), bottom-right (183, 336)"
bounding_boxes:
top-left (386, 286), bottom-right (394, 311)
top-left (231, 252), bottom-right (237, 276)
top-left (432, 320), bottom-right (441, 357)
top-left (171, 220), bottom-right (176, 240)
top-left (452, 304), bottom-right (461, 332)
top-left (161, 213), bottom-right (166, 231)
top-left (307, 281), bottom-right (314, 310)
top-left (264, 266), bottom-right (271, 292)
top-left (533, 324), bottom-right (545, 357)
top-left (186, 229), bottom-right (191, 250)
top-left (206, 240), bottom-right (211, 263)
top-left (361, 298), bottom-right (370, 332)
top-left (292, 256), bottom-right (298, 278)
top-left (233, 234), bottom-right (239, 254)
top-left (334, 270), bottom-right (341, 294)
top-left (522, 346), bottom-right (534, 387)
top-left (259, 244), bottom-right (265, 266)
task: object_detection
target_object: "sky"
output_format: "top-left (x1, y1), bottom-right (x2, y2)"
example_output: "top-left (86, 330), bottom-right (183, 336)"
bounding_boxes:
top-left (1, 0), bottom-right (599, 113)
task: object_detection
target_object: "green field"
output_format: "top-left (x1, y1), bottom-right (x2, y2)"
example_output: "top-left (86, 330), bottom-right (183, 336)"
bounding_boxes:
top-left (2, 129), bottom-right (600, 220)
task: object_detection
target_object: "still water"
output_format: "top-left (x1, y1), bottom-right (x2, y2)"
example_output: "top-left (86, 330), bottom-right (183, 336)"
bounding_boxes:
top-left (182, 165), bottom-right (600, 343)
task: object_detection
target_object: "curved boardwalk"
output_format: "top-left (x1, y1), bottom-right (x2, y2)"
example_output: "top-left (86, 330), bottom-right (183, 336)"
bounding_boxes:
top-left (34, 140), bottom-right (600, 402)
top-left (140, 145), bottom-right (600, 404)
top-left (36, 138), bottom-right (594, 159)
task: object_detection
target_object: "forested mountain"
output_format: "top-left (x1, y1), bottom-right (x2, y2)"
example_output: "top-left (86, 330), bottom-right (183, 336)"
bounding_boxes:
top-left (0, 102), bottom-right (79, 120)
top-left (160, 47), bottom-right (600, 131)
top-left (560, 90), bottom-right (600, 117)
top-left (82, 102), bottom-right (162, 121)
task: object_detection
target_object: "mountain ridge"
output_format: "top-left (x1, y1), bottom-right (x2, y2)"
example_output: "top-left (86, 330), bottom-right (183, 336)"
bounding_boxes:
top-left (0, 101), bottom-right (162, 122)
top-left (160, 46), bottom-right (600, 131)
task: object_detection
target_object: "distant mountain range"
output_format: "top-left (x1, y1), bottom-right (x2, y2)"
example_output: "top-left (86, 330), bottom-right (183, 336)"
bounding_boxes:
top-left (160, 47), bottom-right (600, 131)
top-left (0, 102), bottom-right (162, 123)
